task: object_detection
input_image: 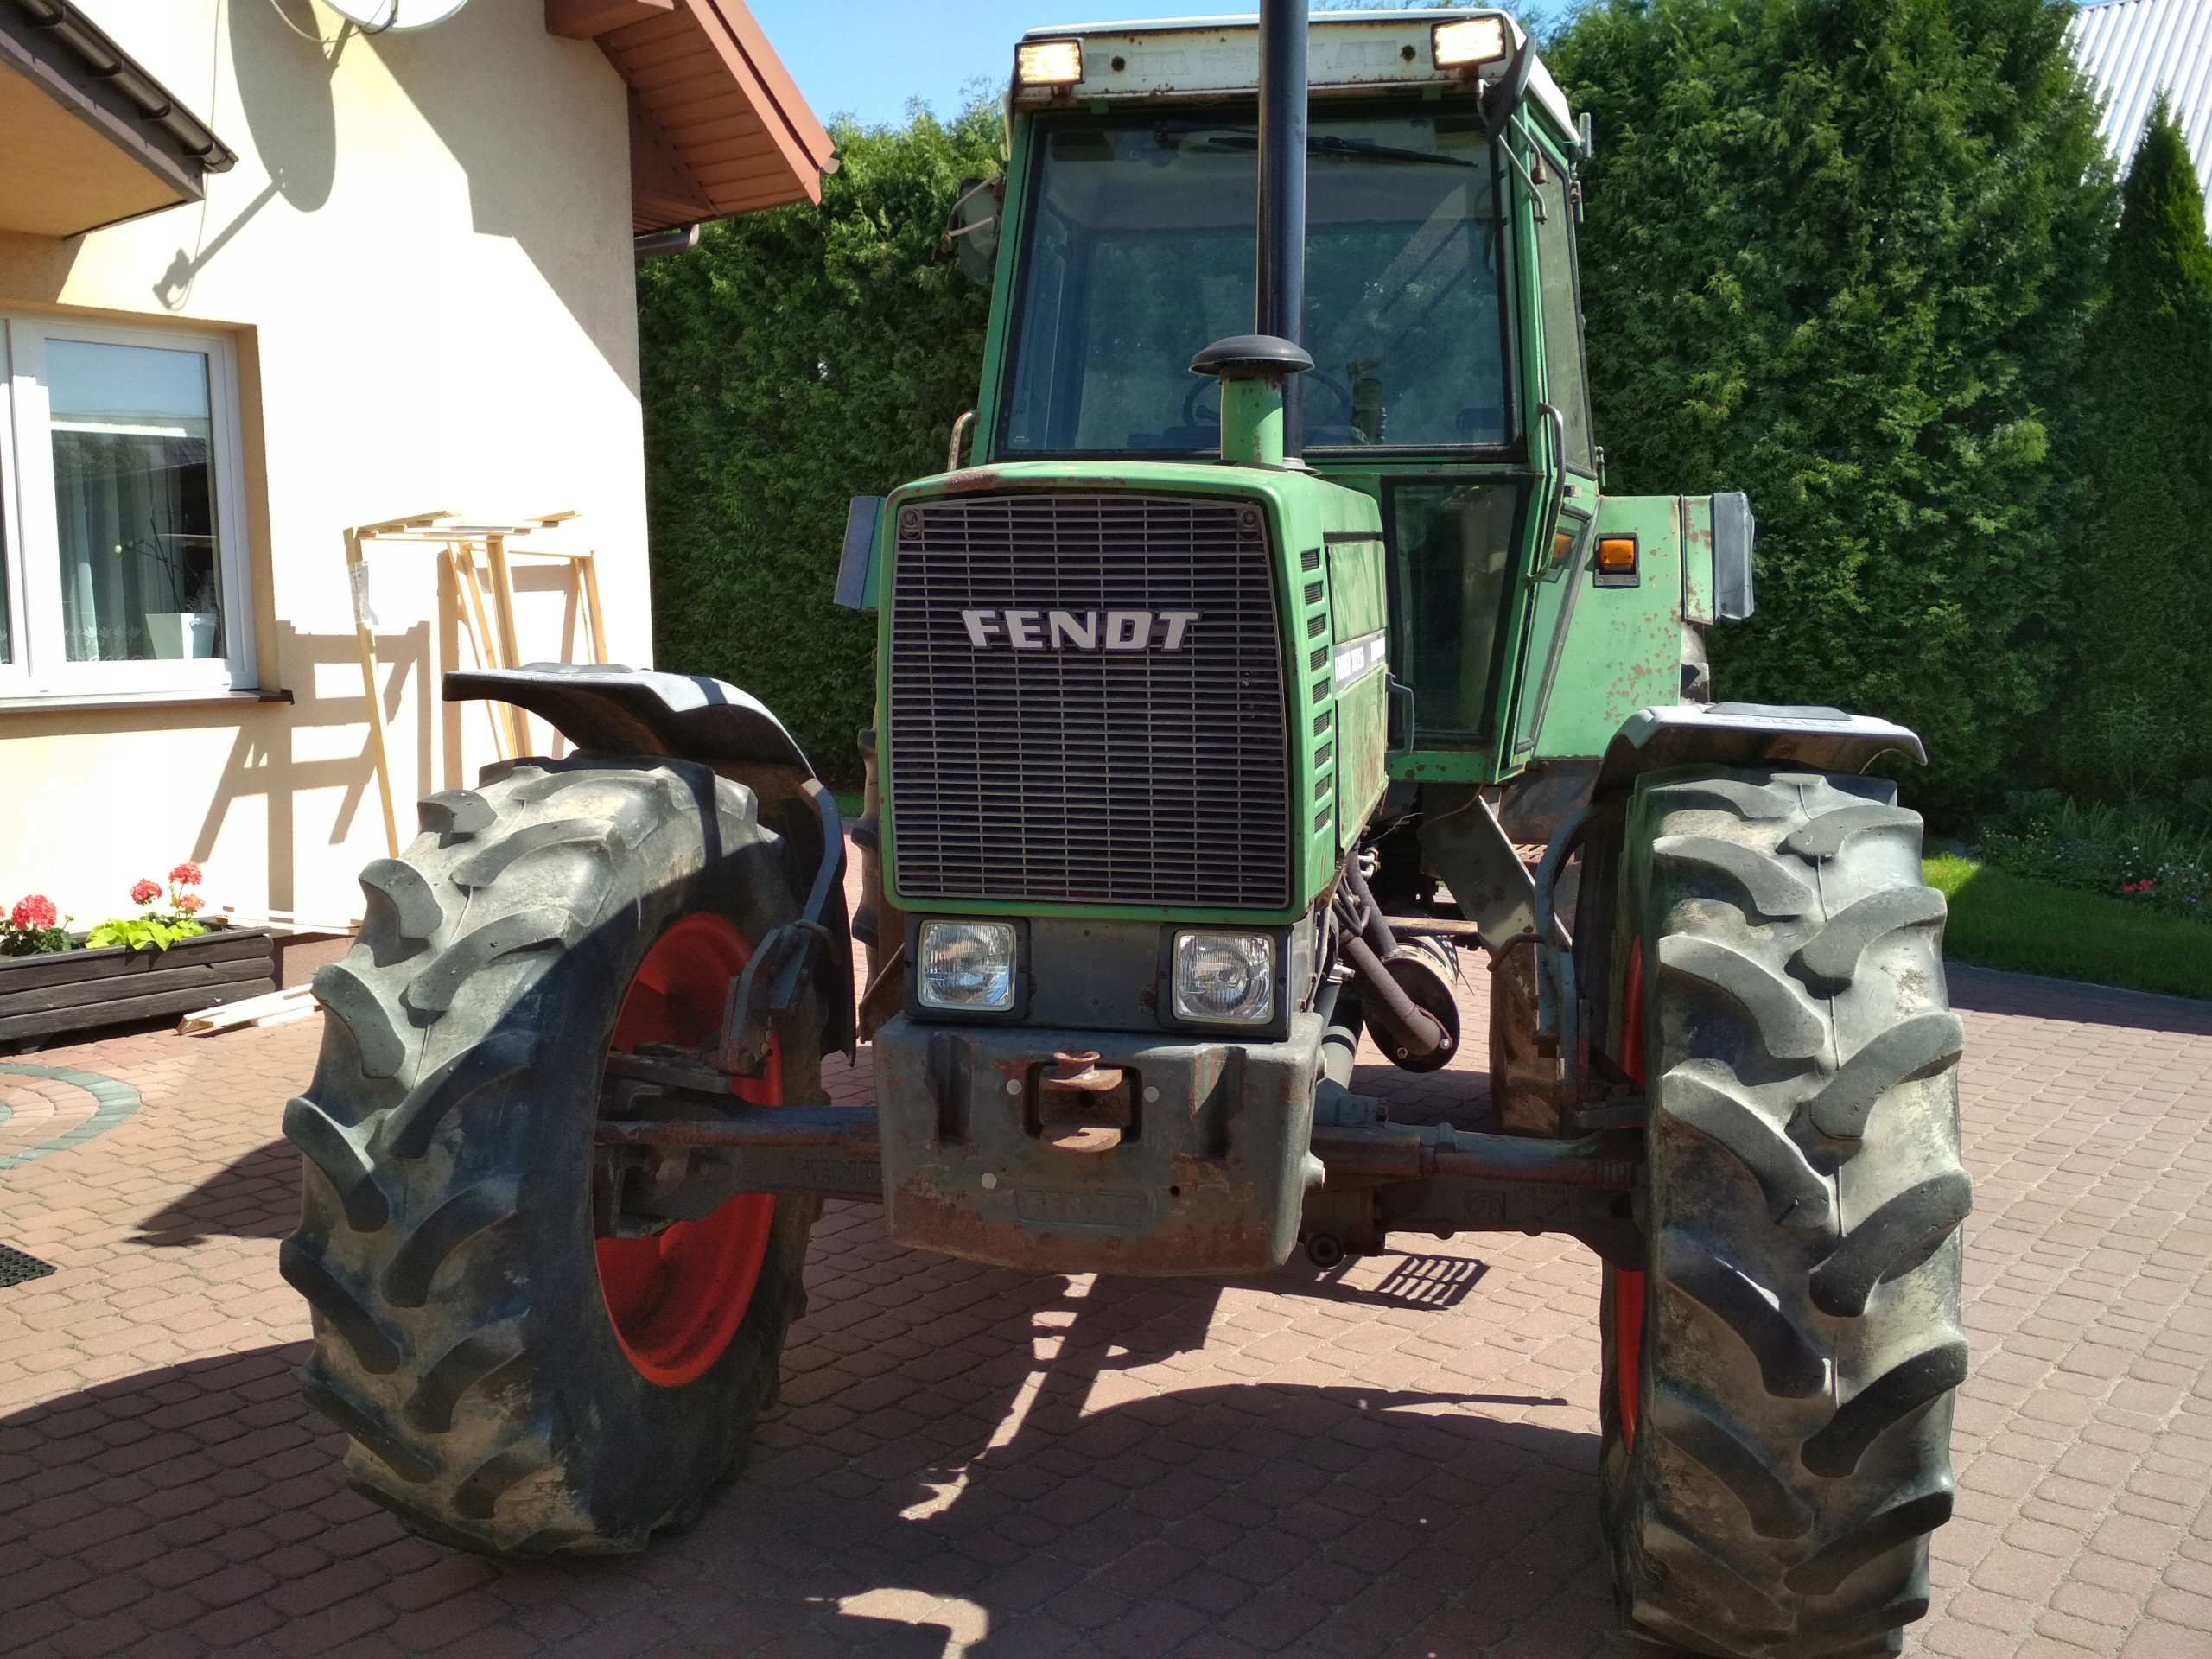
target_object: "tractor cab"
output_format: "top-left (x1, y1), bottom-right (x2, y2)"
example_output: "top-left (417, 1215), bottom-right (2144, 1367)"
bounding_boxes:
top-left (958, 10), bottom-right (1607, 777)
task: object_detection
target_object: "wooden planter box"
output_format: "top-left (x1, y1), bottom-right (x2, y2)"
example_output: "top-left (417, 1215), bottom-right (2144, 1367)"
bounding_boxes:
top-left (0, 926), bottom-right (276, 1044)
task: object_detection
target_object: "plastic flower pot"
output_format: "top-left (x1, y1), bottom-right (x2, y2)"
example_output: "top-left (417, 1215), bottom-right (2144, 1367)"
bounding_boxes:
top-left (146, 613), bottom-right (218, 658)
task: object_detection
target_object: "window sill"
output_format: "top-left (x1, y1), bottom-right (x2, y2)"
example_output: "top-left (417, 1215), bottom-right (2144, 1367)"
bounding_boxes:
top-left (0, 687), bottom-right (291, 714)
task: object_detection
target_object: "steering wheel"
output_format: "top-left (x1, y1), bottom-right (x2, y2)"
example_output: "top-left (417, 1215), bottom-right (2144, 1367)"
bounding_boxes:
top-left (1182, 370), bottom-right (1358, 433)
top-left (1301, 369), bottom-right (1358, 434)
top-left (1181, 378), bottom-right (1221, 430)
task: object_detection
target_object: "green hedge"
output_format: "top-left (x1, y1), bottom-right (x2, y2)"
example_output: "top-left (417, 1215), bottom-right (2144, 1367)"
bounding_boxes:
top-left (1548, 0), bottom-right (2113, 818)
top-left (637, 104), bottom-right (1001, 783)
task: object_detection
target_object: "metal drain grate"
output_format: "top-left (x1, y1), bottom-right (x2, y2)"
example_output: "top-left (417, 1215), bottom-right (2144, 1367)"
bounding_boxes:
top-left (0, 1245), bottom-right (55, 1287)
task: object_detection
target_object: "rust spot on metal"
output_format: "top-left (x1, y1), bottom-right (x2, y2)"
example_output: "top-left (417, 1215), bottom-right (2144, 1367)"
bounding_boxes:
top-left (873, 1013), bottom-right (1317, 1277)
top-left (1041, 1052), bottom-right (1122, 1093)
top-left (942, 468), bottom-right (1004, 494)
top-left (1045, 1125), bottom-right (1123, 1154)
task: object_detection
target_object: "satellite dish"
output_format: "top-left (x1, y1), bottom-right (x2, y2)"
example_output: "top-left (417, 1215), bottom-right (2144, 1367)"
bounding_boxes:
top-left (322, 0), bottom-right (471, 29)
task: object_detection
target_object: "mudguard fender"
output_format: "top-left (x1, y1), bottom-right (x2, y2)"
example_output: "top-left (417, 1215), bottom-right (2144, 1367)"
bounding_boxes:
top-left (1592, 702), bottom-right (1925, 801)
top-left (444, 664), bottom-right (815, 774)
top-left (444, 663), bottom-right (855, 1057)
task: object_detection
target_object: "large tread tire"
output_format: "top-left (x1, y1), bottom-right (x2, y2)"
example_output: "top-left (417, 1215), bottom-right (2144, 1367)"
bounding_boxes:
top-left (1602, 766), bottom-right (1968, 1658)
top-left (283, 756), bottom-right (821, 1556)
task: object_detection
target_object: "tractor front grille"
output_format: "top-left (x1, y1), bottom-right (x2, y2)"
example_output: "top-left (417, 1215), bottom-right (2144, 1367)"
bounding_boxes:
top-left (887, 492), bottom-right (1291, 909)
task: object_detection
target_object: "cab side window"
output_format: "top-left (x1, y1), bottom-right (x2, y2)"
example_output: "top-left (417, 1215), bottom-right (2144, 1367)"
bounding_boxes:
top-left (1532, 145), bottom-right (1593, 475)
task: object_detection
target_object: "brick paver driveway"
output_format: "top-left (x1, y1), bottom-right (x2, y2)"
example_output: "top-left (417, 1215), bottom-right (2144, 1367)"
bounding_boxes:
top-left (3, 906), bottom-right (2209, 1658)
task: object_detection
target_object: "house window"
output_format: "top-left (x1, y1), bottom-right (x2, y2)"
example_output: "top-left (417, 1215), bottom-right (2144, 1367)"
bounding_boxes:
top-left (0, 319), bottom-right (252, 696)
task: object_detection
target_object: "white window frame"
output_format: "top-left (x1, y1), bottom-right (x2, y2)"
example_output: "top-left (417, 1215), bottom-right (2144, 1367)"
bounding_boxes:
top-left (0, 315), bottom-right (255, 697)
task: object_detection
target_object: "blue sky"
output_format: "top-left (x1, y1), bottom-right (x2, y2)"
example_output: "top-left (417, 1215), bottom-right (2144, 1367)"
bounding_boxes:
top-left (748, 1), bottom-right (1232, 130)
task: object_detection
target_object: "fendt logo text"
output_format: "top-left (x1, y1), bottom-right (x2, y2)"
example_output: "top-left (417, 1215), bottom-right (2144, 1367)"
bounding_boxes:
top-left (960, 609), bottom-right (1200, 652)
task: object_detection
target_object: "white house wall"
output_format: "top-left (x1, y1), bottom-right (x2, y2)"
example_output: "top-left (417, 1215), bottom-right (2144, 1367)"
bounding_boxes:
top-left (0, 0), bottom-right (652, 933)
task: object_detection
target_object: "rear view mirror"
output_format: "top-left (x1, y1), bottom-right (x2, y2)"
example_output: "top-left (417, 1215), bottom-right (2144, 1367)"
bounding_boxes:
top-left (1712, 491), bottom-right (1757, 620)
top-left (945, 175), bottom-right (1005, 286)
top-left (835, 496), bottom-right (883, 612)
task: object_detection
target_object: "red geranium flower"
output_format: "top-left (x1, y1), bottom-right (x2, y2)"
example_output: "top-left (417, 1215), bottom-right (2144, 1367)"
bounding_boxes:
top-left (10, 894), bottom-right (56, 931)
top-left (169, 862), bottom-right (202, 887)
top-left (130, 878), bottom-right (162, 906)
top-left (175, 893), bottom-right (204, 915)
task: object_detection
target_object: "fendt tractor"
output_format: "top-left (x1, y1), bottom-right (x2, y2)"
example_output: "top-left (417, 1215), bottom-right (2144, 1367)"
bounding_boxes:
top-left (282, 7), bottom-right (1971, 1655)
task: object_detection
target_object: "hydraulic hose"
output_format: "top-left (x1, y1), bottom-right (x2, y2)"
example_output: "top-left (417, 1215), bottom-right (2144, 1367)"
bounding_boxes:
top-left (1341, 856), bottom-right (1399, 962)
top-left (1340, 933), bottom-right (1448, 1063)
top-left (1315, 973), bottom-right (1362, 1088)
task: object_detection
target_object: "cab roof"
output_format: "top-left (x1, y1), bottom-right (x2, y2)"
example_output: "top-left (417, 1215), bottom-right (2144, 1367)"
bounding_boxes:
top-left (1014, 10), bottom-right (1578, 147)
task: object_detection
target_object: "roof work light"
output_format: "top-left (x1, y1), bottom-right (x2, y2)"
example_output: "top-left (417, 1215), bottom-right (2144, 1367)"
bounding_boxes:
top-left (1432, 16), bottom-right (1509, 68)
top-left (1016, 39), bottom-right (1084, 86)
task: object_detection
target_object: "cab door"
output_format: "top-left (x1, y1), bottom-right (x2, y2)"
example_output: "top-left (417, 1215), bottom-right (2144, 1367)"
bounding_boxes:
top-left (1502, 126), bottom-right (1600, 765)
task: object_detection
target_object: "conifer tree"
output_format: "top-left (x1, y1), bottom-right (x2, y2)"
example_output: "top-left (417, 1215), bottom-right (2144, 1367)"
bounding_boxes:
top-left (2057, 97), bottom-right (2212, 798)
top-left (1548, 0), bottom-right (2112, 811)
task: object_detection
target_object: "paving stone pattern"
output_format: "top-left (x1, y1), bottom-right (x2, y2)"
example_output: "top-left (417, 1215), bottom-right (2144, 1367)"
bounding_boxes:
top-left (1, 891), bottom-right (2209, 1657)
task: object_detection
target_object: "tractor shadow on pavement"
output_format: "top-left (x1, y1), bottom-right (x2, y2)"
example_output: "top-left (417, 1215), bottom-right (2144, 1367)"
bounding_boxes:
top-left (127, 1137), bottom-right (300, 1246)
top-left (536, 1219), bottom-right (1609, 1655)
top-left (0, 1221), bottom-right (1614, 1656)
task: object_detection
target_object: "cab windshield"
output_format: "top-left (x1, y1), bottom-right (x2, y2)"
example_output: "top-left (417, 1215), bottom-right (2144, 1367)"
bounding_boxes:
top-left (999, 107), bottom-right (1511, 456)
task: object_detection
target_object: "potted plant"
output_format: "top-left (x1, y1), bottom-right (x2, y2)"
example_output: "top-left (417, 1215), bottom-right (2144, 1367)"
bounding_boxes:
top-left (146, 574), bottom-right (221, 660)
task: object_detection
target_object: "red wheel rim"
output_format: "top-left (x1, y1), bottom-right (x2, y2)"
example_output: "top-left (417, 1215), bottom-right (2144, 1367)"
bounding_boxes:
top-left (1619, 935), bottom-right (1647, 1086)
top-left (594, 912), bottom-right (781, 1388)
top-left (1612, 938), bottom-right (1647, 1446)
top-left (1611, 1267), bottom-right (1645, 1449)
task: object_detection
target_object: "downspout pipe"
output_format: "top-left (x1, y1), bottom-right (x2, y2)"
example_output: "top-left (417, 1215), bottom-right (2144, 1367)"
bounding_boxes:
top-left (634, 224), bottom-right (702, 261)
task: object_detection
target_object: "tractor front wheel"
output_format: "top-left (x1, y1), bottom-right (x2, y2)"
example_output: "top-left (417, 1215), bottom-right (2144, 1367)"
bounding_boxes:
top-left (1600, 766), bottom-right (1969, 1657)
top-left (282, 757), bottom-right (820, 1555)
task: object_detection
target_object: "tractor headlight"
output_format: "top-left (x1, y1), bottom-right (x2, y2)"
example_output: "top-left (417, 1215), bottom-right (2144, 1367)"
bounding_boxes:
top-left (918, 920), bottom-right (1018, 1012)
top-left (1171, 931), bottom-right (1275, 1024)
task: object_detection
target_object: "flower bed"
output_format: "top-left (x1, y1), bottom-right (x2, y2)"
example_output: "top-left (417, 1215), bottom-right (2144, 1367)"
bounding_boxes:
top-left (1975, 791), bottom-right (2212, 924)
top-left (0, 924), bottom-right (276, 1045)
top-left (0, 864), bottom-right (276, 1045)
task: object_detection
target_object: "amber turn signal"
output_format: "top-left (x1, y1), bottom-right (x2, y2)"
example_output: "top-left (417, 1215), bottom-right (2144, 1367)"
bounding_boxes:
top-left (1596, 536), bottom-right (1638, 572)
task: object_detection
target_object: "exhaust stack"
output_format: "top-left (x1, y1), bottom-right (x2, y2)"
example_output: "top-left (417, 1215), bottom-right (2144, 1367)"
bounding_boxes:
top-left (1256, 0), bottom-right (1306, 370)
top-left (1189, 0), bottom-right (1312, 467)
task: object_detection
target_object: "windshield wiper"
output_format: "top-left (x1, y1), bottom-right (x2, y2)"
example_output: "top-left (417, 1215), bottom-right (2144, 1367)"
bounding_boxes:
top-left (1150, 121), bottom-right (1255, 152)
top-left (1311, 135), bottom-right (1477, 168)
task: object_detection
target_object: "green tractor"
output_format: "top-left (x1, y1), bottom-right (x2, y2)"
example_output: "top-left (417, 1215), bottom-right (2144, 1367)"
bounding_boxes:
top-left (283, 7), bottom-right (1969, 1654)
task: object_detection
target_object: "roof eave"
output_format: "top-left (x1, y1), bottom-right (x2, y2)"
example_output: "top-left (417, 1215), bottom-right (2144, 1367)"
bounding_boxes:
top-left (0, 0), bottom-right (237, 238)
top-left (551, 0), bottom-right (834, 235)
